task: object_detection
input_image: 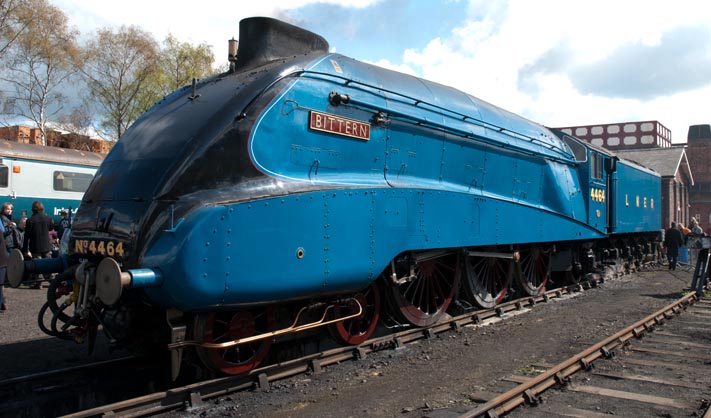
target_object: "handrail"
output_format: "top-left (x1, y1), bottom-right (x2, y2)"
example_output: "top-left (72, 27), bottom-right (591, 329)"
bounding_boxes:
top-left (300, 69), bottom-right (574, 162)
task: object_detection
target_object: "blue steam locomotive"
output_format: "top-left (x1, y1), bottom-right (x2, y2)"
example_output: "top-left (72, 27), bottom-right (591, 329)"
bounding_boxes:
top-left (8, 17), bottom-right (660, 378)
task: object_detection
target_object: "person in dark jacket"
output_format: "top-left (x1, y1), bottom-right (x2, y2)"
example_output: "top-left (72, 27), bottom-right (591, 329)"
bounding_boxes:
top-left (57, 210), bottom-right (70, 240)
top-left (14, 217), bottom-right (26, 254)
top-left (664, 222), bottom-right (685, 271)
top-left (22, 201), bottom-right (55, 287)
top-left (0, 222), bottom-right (7, 311)
top-left (1, 202), bottom-right (17, 252)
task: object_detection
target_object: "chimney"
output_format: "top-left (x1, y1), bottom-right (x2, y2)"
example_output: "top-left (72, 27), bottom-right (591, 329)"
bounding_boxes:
top-left (688, 124), bottom-right (711, 142)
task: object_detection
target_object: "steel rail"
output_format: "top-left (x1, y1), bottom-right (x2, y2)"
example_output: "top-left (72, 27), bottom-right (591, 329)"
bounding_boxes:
top-left (457, 291), bottom-right (700, 418)
top-left (60, 277), bottom-right (603, 417)
top-left (0, 356), bottom-right (155, 418)
top-left (0, 356), bottom-right (136, 387)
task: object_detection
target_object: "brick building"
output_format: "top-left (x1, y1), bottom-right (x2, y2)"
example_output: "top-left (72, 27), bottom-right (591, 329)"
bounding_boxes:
top-left (0, 125), bottom-right (113, 154)
top-left (687, 124), bottom-right (711, 232)
top-left (0, 125), bottom-right (33, 143)
top-left (557, 120), bottom-right (672, 150)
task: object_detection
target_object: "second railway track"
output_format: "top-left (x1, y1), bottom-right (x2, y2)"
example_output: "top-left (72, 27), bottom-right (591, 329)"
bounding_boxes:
top-left (459, 293), bottom-right (711, 418)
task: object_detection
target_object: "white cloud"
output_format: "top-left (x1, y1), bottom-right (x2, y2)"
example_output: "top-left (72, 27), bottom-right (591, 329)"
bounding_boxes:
top-left (396, 0), bottom-right (711, 142)
top-left (363, 59), bottom-right (419, 77)
top-left (43, 0), bottom-right (711, 142)
top-left (51, 0), bottom-right (381, 61)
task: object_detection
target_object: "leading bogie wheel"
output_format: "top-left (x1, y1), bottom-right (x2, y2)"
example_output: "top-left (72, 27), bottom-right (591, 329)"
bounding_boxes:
top-left (328, 282), bottom-right (381, 345)
top-left (193, 307), bottom-right (274, 375)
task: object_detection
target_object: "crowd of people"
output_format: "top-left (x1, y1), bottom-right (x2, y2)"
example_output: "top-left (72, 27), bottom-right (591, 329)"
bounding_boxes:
top-left (663, 218), bottom-right (705, 271)
top-left (0, 201), bottom-right (70, 313)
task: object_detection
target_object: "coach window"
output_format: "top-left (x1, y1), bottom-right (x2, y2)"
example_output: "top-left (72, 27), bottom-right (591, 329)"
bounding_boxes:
top-left (0, 164), bottom-right (7, 187)
top-left (53, 171), bottom-right (94, 192)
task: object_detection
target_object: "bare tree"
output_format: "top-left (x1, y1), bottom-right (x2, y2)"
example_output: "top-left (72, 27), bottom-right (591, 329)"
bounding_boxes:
top-left (54, 102), bottom-right (94, 134)
top-left (1, 0), bottom-right (79, 145)
top-left (160, 33), bottom-right (215, 93)
top-left (0, 0), bottom-right (27, 59)
top-left (80, 25), bottom-right (160, 140)
top-left (1, 0), bottom-right (29, 123)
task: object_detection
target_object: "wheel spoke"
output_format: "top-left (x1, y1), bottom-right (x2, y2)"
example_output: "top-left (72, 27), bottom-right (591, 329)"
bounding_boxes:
top-left (515, 245), bottom-right (549, 296)
top-left (427, 277), bottom-right (437, 313)
top-left (462, 253), bottom-right (511, 309)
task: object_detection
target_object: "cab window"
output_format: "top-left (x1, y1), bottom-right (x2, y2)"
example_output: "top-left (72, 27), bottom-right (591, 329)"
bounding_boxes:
top-left (590, 153), bottom-right (603, 180)
top-left (562, 135), bottom-right (587, 162)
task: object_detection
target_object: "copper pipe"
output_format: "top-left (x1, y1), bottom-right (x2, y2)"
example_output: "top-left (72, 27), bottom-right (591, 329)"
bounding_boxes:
top-left (168, 298), bottom-right (363, 350)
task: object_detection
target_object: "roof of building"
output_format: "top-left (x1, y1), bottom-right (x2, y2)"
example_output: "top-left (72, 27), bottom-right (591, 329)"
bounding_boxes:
top-left (616, 146), bottom-right (693, 185)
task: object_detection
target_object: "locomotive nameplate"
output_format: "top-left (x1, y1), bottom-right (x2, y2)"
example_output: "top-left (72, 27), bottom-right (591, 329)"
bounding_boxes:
top-left (309, 110), bottom-right (370, 141)
top-left (74, 239), bottom-right (125, 259)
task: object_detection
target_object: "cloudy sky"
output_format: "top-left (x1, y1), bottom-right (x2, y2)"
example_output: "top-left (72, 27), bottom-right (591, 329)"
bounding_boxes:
top-left (50, 0), bottom-right (711, 143)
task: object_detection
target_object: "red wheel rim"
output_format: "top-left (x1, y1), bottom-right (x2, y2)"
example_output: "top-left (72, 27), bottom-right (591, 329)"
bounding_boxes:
top-left (194, 307), bottom-right (273, 375)
top-left (515, 246), bottom-right (549, 296)
top-left (463, 255), bottom-right (511, 308)
top-left (388, 252), bottom-right (460, 327)
top-left (330, 283), bottom-right (381, 345)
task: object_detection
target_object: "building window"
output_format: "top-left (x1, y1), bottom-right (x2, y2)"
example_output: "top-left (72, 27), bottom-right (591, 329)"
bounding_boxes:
top-left (2, 98), bottom-right (15, 114)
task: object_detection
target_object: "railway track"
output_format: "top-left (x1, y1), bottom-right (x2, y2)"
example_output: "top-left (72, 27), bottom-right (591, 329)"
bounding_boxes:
top-left (19, 274), bottom-right (604, 418)
top-left (457, 292), bottom-right (711, 418)
top-left (6, 263), bottom-right (700, 418)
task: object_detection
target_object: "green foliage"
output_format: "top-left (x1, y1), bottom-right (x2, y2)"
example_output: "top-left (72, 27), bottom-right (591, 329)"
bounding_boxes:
top-left (159, 34), bottom-right (215, 94)
top-left (79, 28), bottom-right (218, 140)
top-left (80, 25), bottom-right (161, 139)
top-left (1, 2), bottom-right (219, 141)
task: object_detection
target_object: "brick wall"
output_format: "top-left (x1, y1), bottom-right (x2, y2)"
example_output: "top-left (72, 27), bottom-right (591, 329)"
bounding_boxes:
top-left (28, 128), bottom-right (42, 144)
top-left (91, 139), bottom-right (113, 153)
top-left (688, 125), bottom-right (711, 231)
top-left (0, 126), bottom-right (31, 142)
top-left (662, 179), bottom-right (673, 230)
